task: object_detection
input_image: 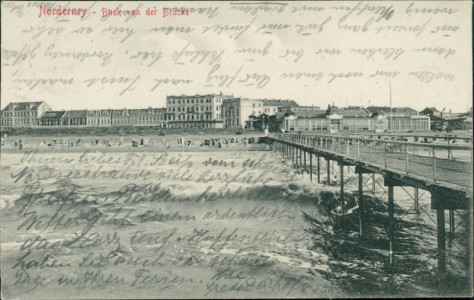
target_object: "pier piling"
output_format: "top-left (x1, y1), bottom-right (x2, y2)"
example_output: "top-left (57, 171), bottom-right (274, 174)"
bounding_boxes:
top-left (358, 172), bottom-right (365, 237)
top-left (299, 149), bottom-right (302, 169)
top-left (267, 133), bottom-right (472, 296)
top-left (326, 159), bottom-right (331, 186)
top-left (449, 209), bottom-right (455, 235)
top-left (414, 187), bottom-right (420, 215)
top-left (372, 173), bottom-right (376, 193)
top-left (340, 163), bottom-right (344, 215)
top-left (304, 151), bottom-right (307, 173)
top-left (317, 156), bottom-right (321, 183)
top-left (388, 183), bottom-right (395, 266)
top-left (437, 207), bottom-right (447, 294)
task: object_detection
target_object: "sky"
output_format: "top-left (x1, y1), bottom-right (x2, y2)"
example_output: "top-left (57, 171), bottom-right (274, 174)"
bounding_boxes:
top-left (1, 1), bottom-right (472, 113)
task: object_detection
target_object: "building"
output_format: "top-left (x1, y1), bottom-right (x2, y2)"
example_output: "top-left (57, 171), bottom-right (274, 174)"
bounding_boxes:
top-left (262, 99), bottom-right (299, 116)
top-left (325, 106), bottom-right (374, 133)
top-left (284, 106), bottom-right (375, 133)
top-left (368, 106), bottom-right (429, 132)
top-left (223, 98), bottom-right (264, 129)
top-left (1, 101), bottom-right (51, 128)
top-left (283, 109), bottom-right (327, 132)
top-left (86, 109), bottom-right (113, 127)
top-left (390, 115), bottom-right (430, 131)
top-left (111, 107), bottom-right (166, 127)
top-left (278, 105), bottom-right (321, 113)
top-left (62, 110), bottom-right (87, 126)
top-left (222, 98), bottom-right (300, 130)
top-left (40, 111), bottom-right (66, 126)
top-left (285, 105), bottom-right (431, 133)
top-left (420, 107), bottom-right (467, 131)
top-left (166, 93), bottom-right (233, 129)
top-left (420, 107), bottom-right (443, 118)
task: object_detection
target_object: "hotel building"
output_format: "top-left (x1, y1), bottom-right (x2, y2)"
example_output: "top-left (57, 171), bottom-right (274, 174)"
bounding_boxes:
top-left (166, 93), bottom-right (233, 129)
top-left (1, 101), bottom-right (51, 128)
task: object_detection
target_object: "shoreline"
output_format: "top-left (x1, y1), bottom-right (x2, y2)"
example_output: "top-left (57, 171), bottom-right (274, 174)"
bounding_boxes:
top-left (0, 144), bottom-right (270, 153)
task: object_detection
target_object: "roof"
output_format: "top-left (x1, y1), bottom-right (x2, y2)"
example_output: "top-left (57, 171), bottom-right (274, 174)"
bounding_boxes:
top-left (2, 101), bottom-right (45, 111)
top-left (262, 99), bottom-right (299, 107)
top-left (294, 106), bottom-right (321, 110)
top-left (167, 93), bottom-right (233, 99)
top-left (367, 106), bottom-right (418, 117)
top-left (41, 111), bottom-right (66, 118)
top-left (291, 110), bottom-right (327, 118)
top-left (367, 106), bottom-right (417, 113)
top-left (420, 107), bottom-right (441, 114)
top-left (326, 106), bottom-right (372, 118)
top-left (62, 110), bottom-right (87, 118)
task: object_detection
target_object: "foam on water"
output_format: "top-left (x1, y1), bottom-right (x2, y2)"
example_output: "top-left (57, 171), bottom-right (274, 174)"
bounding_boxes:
top-left (0, 150), bottom-right (471, 298)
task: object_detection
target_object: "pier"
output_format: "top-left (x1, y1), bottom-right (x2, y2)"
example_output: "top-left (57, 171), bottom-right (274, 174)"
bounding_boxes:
top-left (265, 132), bottom-right (472, 295)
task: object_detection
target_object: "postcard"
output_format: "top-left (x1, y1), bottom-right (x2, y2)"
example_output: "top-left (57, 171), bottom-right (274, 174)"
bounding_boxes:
top-left (1, 1), bottom-right (472, 298)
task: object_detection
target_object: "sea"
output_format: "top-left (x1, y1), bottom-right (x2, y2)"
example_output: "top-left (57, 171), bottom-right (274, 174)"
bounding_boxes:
top-left (0, 148), bottom-right (471, 298)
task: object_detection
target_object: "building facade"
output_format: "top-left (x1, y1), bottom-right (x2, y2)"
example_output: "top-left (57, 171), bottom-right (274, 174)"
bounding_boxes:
top-left (86, 110), bottom-right (113, 127)
top-left (284, 106), bottom-right (430, 133)
top-left (40, 111), bottom-right (66, 126)
top-left (284, 109), bottom-right (329, 132)
top-left (62, 110), bottom-right (87, 126)
top-left (278, 105), bottom-right (320, 113)
top-left (262, 99), bottom-right (299, 116)
top-left (111, 107), bottom-right (166, 127)
top-left (223, 98), bottom-right (264, 129)
top-left (1, 98), bottom-right (434, 133)
top-left (1, 101), bottom-right (51, 128)
top-left (369, 106), bottom-right (430, 131)
top-left (166, 93), bottom-right (232, 129)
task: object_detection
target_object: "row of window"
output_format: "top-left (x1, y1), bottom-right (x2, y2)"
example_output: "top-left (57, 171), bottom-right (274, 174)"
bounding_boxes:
top-left (2, 119), bottom-right (37, 124)
top-left (168, 122), bottom-right (218, 129)
top-left (169, 114), bottom-right (220, 121)
top-left (225, 119), bottom-right (240, 126)
top-left (3, 111), bottom-right (37, 117)
top-left (388, 119), bottom-right (429, 130)
top-left (169, 106), bottom-right (215, 112)
top-left (112, 112), bottom-right (164, 116)
top-left (264, 108), bottom-right (278, 113)
top-left (168, 98), bottom-right (216, 105)
top-left (113, 117), bottom-right (164, 124)
top-left (41, 120), bottom-right (87, 125)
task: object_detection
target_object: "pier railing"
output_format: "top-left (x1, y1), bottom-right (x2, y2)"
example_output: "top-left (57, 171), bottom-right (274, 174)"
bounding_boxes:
top-left (324, 132), bottom-right (472, 144)
top-left (277, 133), bottom-right (473, 188)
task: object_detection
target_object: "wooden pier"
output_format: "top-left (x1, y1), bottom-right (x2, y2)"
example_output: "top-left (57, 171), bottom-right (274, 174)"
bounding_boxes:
top-left (265, 133), bottom-right (473, 294)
